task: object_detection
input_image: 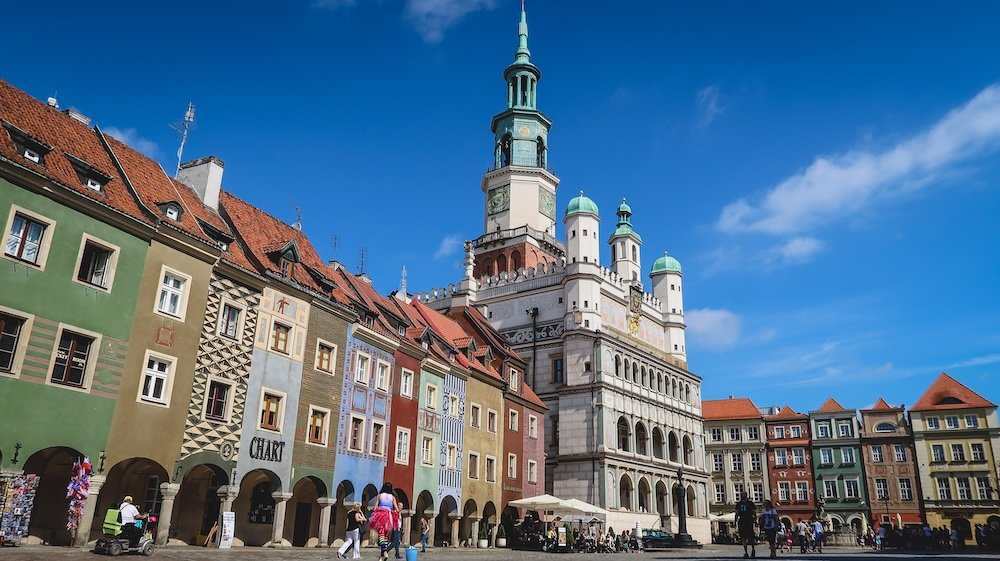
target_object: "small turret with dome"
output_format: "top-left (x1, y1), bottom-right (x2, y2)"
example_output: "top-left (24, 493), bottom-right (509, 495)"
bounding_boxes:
top-left (565, 191), bottom-right (599, 217)
top-left (650, 250), bottom-right (686, 360)
top-left (608, 197), bottom-right (643, 283)
top-left (651, 251), bottom-right (682, 274)
top-left (564, 191), bottom-right (600, 266)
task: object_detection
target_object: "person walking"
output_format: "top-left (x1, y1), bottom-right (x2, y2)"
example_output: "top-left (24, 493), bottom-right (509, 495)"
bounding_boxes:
top-left (795, 519), bottom-right (809, 554)
top-left (338, 503), bottom-right (365, 559)
top-left (811, 519), bottom-right (824, 553)
top-left (760, 500), bottom-right (779, 558)
top-left (419, 516), bottom-right (429, 552)
top-left (735, 492), bottom-right (757, 558)
top-left (369, 483), bottom-right (402, 561)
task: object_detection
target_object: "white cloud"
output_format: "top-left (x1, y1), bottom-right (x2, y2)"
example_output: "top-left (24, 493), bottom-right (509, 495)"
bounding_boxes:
top-left (943, 353), bottom-right (1000, 369)
top-left (433, 233), bottom-right (463, 260)
top-left (686, 308), bottom-right (742, 351)
top-left (717, 83), bottom-right (1000, 235)
top-left (770, 236), bottom-right (825, 265)
top-left (103, 127), bottom-right (160, 158)
top-left (404, 0), bottom-right (497, 43)
top-left (702, 237), bottom-right (824, 275)
top-left (696, 85), bottom-right (723, 126)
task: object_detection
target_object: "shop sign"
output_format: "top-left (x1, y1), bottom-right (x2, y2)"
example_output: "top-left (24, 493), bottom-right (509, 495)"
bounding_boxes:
top-left (248, 437), bottom-right (285, 462)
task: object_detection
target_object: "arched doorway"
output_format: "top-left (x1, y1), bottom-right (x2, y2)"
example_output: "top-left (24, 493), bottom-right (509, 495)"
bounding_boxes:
top-left (23, 446), bottom-right (84, 545)
top-left (685, 485), bottom-right (696, 517)
top-left (652, 428), bottom-right (665, 459)
top-left (288, 476), bottom-right (327, 547)
top-left (411, 490), bottom-right (434, 546)
top-left (233, 469), bottom-right (281, 546)
top-left (436, 495), bottom-right (458, 546)
top-left (617, 417), bottom-right (630, 452)
top-left (482, 501), bottom-right (497, 546)
top-left (682, 435), bottom-right (693, 465)
top-left (668, 432), bottom-right (679, 462)
top-left (951, 517), bottom-right (972, 540)
top-left (360, 483), bottom-right (379, 546)
top-left (173, 463), bottom-right (228, 545)
top-left (619, 474), bottom-right (633, 511)
top-left (637, 477), bottom-right (651, 513)
top-left (96, 457), bottom-right (170, 543)
top-left (461, 499), bottom-right (478, 546)
top-left (500, 505), bottom-right (519, 544)
top-left (635, 423), bottom-right (648, 456)
top-left (655, 481), bottom-right (669, 528)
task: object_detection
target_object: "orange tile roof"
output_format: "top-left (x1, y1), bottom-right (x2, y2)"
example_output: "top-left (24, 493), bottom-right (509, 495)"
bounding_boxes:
top-left (910, 372), bottom-right (996, 412)
top-left (0, 80), bottom-right (152, 226)
top-left (862, 397), bottom-right (901, 412)
top-left (817, 397), bottom-right (846, 413)
top-left (702, 397), bottom-right (762, 421)
top-left (767, 405), bottom-right (806, 420)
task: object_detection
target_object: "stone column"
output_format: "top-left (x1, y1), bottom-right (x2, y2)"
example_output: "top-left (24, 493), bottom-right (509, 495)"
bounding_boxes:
top-left (470, 516), bottom-right (483, 548)
top-left (400, 509), bottom-right (413, 547)
top-left (448, 514), bottom-right (461, 547)
top-left (215, 485), bottom-right (239, 548)
top-left (427, 514), bottom-right (436, 547)
top-left (155, 483), bottom-right (180, 546)
top-left (74, 475), bottom-right (106, 547)
top-left (317, 498), bottom-right (336, 547)
top-left (270, 492), bottom-right (293, 547)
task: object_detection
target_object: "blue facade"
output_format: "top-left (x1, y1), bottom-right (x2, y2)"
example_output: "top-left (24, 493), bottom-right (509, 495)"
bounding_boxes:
top-left (438, 372), bottom-right (467, 507)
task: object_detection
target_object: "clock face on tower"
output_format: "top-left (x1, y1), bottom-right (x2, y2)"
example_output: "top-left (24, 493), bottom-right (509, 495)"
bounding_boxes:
top-left (487, 185), bottom-right (510, 215)
top-left (538, 188), bottom-right (555, 219)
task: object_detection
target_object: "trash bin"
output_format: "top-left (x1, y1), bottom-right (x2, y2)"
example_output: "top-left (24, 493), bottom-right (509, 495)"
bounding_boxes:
top-left (406, 545), bottom-right (419, 561)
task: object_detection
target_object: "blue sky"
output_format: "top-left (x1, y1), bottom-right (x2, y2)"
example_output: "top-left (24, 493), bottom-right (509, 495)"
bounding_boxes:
top-left (6, 1), bottom-right (999, 412)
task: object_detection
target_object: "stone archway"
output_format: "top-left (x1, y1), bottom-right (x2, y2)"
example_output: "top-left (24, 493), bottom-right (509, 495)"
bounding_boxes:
top-left (287, 476), bottom-right (327, 547)
top-left (619, 474), bottom-right (634, 511)
top-left (655, 480), bottom-right (669, 528)
top-left (461, 499), bottom-right (478, 546)
top-left (233, 469), bottom-right (282, 546)
top-left (95, 457), bottom-right (170, 543)
top-left (637, 477), bottom-right (651, 513)
top-left (482, 501), bottom-right (498, 546)
top-left (173, 463), bottom-right (228, 545)
top-left (411, 490), bottom-right (434, 546)
top-left (951, 517), bottom-right (972, 540)
top-left (435, 495), bottom-right (458, 547)
top-left (23, 446), bottom-right (84, 545)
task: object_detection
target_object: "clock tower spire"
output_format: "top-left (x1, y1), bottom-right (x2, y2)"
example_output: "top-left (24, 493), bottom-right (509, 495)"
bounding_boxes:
top-left (475, 4), bottom-right (563, 279)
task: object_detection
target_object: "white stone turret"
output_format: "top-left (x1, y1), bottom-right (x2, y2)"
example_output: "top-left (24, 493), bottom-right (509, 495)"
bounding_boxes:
top-left (563, 191), bottom-right (600, 266)
top-left (563, 192), bottom-right (602, 331)
top-left (609, 198), bottom-right (642, 284)
top-left (650, 251), bottom-right (686, 361)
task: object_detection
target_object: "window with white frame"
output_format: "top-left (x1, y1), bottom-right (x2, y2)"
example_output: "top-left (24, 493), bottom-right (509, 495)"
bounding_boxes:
top-left (426, 384), bottom-right (437, 409)
top-left (528, 415), bottom-right (538, 438)
top-left (893, 444), bottom-right (906, 462)
top-left (731, 452), bottom-right (743, 472)
top-left (774, 448), bottom-right (788, 467)
top-left (965, 415), bottom-right (979, 428)
top-left (5, 208), bottom-right (54, 268)
top-left (308, 406), bottom-right (330, 446)
top-left (976, 477), bottom-right (991, 500)
top-left (487, 409), bottom-right (498, 433)
top-left (400, 368), bottom-right (414, 398)
top-left (527, 459), bottom-right (538, 483)
top-left (945, 416), bottom-right (960, 429)
top-left (845, 478), bottom-right (860, 498)
top-left (956, 477), bottom-right (971, 500)
top-left (50, 329), bottom-right (97, 388)
top-left (0, 310), bottom-right (30, 376)
top-left (259, 391), bottom-right (284, 432)
top-left (204, 378), bottom-right (233, 422)
top-left (716, 483), bottom-right (727, 504)
top-left (752, 482), bottom-right (764, 503)
top-left (820, 448), bottom-right (834, 465)
top-left (468, 452), bottom-right (480, 479)
top-left (354, 353), bottom-right (370, 384)
top-left (470, 403), bottom-right (482, 428)
top-left (931, 444), bottom-right (945, 462)
top-left (349, 416), bottom-right (365, 452)
top-left (394, 428), bottom-right (411, 464)
top-left (446, 443), bottom-right (458, 469)
top-left (817, 423), bottom-right (831, 438)
top-left (370, 421), bottom-right (386, 456)
top-left (420, 436), bottom-right (433, 465)
top-left (841, 447), bottom-right (855, 464)
top-left (773, 426), bottom-right (785, 439)
top-left (899, 478), bottom-right (913, 500)
top-left (729, 427), bottom-right (741, 441)
top-left (792, 447), bottom-right (805, 466)
top-left (733, 483), bottom-right (745, 500)
top-left (315, 340), bottom-right (337, 374)
top-left (509, 409), bottom-right (519, 432)
top-left (937, 478), bottom-right (952, 500)
top-left (219, 303), bottom-right (242, 339)
top-left (448, 394), bottom-right (460, 417)
top-left (747, 426), bottom-right (759, 440)
top-left (875, 478), bottom-right (889, 500)
top-left (790, 425), bottom-right (801, 438)
top-left (156, 269), bottom-right (189, 319)
top-left (871, 445), bottom-right (884, 463)
top-left (796, 482), bottom-right (809, 501)
top-left (750, 452), bottom-right (762, 471)
top-left (508, 368), bottom-right (519, 391)
top-left (270, 322), bottom-right (291, 354)
top-left (951, 443), bottom-right (966, 462)
top-left (777, 482), bottom-right (790, 502)
top-left (375, 360), bottom-right (390, 391)
top-left (485, 456), bottom-right (497, 482)
top-left (75, 236), bottom-right (118, 290)
top-left (139, 351), bottom-right (174, 405)
top-left (712, 454), bottom-right (724, 472)
top-left (507, 453), bottom-right (517, 479)
top-left (926, 417), bottom-right (940, 430)
top-left (711, 428), bottom-right (723, 442)
top-left (971, 443), bottom-right (986, 461)
top-left (838, 422), bottom-right (852, 437)
top-left (823, 479), bottom-right (838, 498)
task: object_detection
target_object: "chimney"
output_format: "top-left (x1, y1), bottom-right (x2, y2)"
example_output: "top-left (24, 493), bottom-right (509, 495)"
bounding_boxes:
top-left (62, 108), bottom-right (90, 125)
top-left (177, 156), bottom-right (224, 211)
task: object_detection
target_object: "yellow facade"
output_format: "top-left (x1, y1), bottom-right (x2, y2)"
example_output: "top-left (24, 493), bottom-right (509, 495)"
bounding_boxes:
top-left (460, 370), bottom-right (504, 545)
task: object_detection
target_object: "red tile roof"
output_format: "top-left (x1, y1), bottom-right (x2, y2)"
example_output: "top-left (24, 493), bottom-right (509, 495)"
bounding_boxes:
top-left (703, 397), bottom-right (762, 421)
top-left (767, 405), bottom-right (806, 420)
top-left (910, 372), bottom-right (996, 412)
top-left (864, 397), bottom-right (899, 412)
top-left (0, 80), bottom-right (152, 226)
top-left (817, 397), bottom-right (846, 413)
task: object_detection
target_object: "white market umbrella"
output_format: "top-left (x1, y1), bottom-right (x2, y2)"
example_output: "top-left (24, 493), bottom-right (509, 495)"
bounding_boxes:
top-left (508, 494), bottom-right (571, 511)
top-left (710, 512), bottom-right (736, 523)
top-left (561, 498), bottom-right (609, 518)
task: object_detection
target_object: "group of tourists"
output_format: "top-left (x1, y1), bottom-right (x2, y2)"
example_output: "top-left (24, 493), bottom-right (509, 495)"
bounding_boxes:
top-left (733, 494), bottom-right (825, 558)
top-left (337, 483), bottom-right (423, 561)
top-left (859, 522), bottom-right (1000, 551)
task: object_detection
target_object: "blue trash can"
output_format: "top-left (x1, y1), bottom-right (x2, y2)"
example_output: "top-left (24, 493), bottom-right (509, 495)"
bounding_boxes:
top-left (406, 545), bottom-right (419, 561)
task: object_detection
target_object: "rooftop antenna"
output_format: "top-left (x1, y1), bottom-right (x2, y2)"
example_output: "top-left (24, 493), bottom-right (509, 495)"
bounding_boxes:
top-left (170, 102), bottom-right (196, 177)
top-left (292, 207), bottom-right (303, 231)
top-left (358, 247), bottom-right (366, 275)
top-left (331, 236), bottom-right (339, 262)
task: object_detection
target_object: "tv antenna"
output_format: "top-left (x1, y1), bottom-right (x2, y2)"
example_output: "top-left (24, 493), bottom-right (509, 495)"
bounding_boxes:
top-left (358, 247), bottom-right (366, 275)
top-left (331, 236), bottom-right (339, 262)
top-left (170, 102), bottom-right (196, 177)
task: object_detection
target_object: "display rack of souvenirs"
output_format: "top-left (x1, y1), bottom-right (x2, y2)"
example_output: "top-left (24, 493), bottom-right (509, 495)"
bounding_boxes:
top-left (65, 457), bottom-right (92, 532)
top-left (0, 473), bottom-right (40, 546)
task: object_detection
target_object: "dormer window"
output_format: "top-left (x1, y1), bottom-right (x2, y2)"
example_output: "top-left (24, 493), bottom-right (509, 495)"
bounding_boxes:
top-left (279, 258), bottom-right (291, 277)
top-left (165, 206), bottom-right (180, 220)
top-left (398, 325), bottom-right (406, 337)
top-left (4, 122), bottom-right (53, 166)
top-left (65, 153), bottom-right (112, 194)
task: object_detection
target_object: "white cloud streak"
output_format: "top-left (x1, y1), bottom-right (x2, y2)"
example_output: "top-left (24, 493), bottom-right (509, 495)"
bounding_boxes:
top-left (103, 127), bottom-right (160, 158)
top-left (686, 308), bottom-right (742, 351)
top-left (717, 83), bottom-right (1000, 235)
top-left (433, 233), bottom-right (463, 260)
top-left (696, 85), bottom-right (723, 126)
top-left (404, 0), bottom-right (497, 43)
top-left (943, 353), bottom-right (1000, 369)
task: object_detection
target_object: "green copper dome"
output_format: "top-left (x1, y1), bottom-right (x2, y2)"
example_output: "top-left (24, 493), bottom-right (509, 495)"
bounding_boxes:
top-left (651, 252), bottom-right (682, 274)
top-left (565, 191), bottom-right (599, 217)
top-left (617, 199), bottom-right (632, 214)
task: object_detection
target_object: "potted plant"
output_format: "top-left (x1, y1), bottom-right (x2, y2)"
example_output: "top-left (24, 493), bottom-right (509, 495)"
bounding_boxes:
top-left (496, 524), bottom-right (507, 548)
top-left (478, 524), bottom-right (489, 549)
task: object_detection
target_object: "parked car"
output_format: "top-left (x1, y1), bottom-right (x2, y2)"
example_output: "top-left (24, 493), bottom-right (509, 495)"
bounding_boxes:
top-left (642, 528), bottom-right (675, 549)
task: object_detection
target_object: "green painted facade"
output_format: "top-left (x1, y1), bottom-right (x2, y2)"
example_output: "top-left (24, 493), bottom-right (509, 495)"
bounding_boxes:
top-left (0, 177), bottom-right (148, 466)
top-left (809, 410), bottom-right (869, 530)
top-left (412, 365), bottom-right (444, 513)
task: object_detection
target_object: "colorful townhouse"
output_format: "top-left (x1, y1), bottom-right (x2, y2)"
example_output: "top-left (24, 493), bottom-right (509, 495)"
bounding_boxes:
top-left (703, 397), bottom-right (767, 538)
top-left (0, 81), bottom-right (151, 545)
top-left (859, 398), bottom-right (923, 530)
top-left (809, 398), bottom-right (869, 540)
top-left (765, 406), bottom-right (816, 529)
top-left (910, 373), bottom-right (1000, 540)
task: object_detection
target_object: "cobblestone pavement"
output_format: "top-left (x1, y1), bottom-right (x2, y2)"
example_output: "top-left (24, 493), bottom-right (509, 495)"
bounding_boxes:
top-left (0, 545), bottom-right (998, 561)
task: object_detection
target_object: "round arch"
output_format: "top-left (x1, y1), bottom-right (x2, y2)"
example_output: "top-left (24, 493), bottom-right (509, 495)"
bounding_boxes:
top-left (682, 435), bottom-right (694, 465)
top-left (637, 477), bottom-right (651, 513)
top-left (23, 446), bottom-right (85, 545)
top-left (617, 417), bottom-right (631, 452)
top-left (667, 431), bottom-right (679, 462)
top-left (288, 476), bottom-right (327, 546)
top-left (173, 463), bottom-right (229, 546)
top-left (619, 474), bottom-right (634, 511)
top-left (461, 499), bottom-right (479, 546)
top-left (652, 427), bottom-right (665, 459)
top-left (96, 456), bottom-right (170, 542)
top-left (436, 495), bottom-right (459, 546)
top-left (635, 421), bottom-right (649, 456)
top-left (233, 468), bottom-right (282, 546)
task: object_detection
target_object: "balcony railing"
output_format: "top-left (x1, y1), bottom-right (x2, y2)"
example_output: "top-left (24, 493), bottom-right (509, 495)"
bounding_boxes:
top-left (487, 156), bottom-right (555, 175)
top-left (472, 224), bottom-right (563, 250)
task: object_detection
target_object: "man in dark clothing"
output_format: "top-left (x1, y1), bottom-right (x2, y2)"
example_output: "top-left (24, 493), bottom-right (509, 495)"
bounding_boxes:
top-left (735, 492), bottom-right (757, 558)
